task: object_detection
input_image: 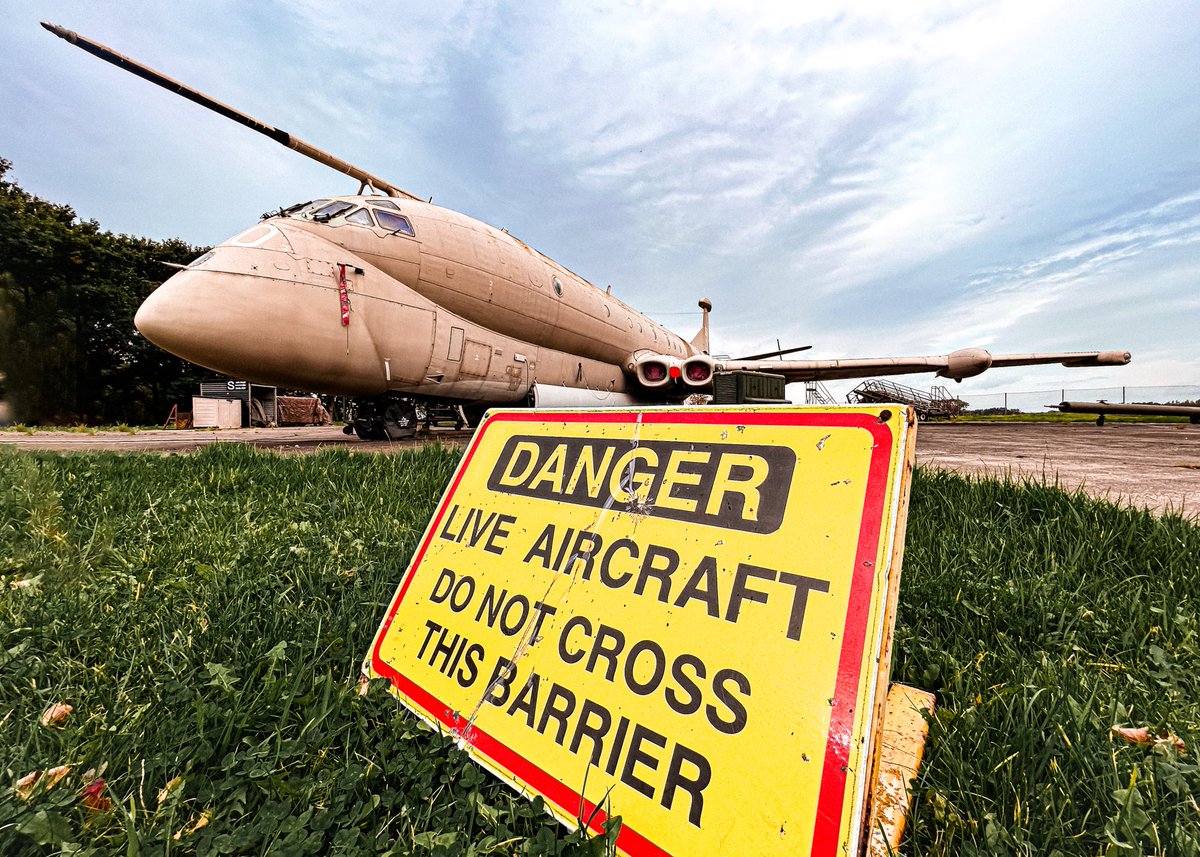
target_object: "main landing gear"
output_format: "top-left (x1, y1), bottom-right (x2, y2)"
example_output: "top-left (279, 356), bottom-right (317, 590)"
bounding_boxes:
top-left (343, 395), bottom-right (419, 440)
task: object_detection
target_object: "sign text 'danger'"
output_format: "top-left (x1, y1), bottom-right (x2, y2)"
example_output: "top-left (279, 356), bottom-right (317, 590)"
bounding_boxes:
top-left (486, 435), bottom-right (797, 533)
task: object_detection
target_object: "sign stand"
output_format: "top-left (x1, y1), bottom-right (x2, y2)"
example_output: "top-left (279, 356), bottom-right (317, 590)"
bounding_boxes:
top-left (865, 683), bottom-right (936, 855)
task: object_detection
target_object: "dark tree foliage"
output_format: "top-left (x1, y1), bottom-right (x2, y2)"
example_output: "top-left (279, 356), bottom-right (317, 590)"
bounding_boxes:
top-left (0, 159), bottom-right (209, 425)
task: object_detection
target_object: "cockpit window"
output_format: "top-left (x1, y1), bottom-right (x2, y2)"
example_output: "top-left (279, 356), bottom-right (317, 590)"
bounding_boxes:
top-left (188, 250), bottom-right (216, 268)
top-left (280, 200), bottom-right (314, 216)
top-left (368, 199), bottom-right (402, 211)
top-left (281, 199), bottom-right (330, 218)
top-left (345, 208), bottom-right (375, 227)
top-left (311, 201), bottom-right (356, 222)
top-left (375, 210), bottom-right (416, 237)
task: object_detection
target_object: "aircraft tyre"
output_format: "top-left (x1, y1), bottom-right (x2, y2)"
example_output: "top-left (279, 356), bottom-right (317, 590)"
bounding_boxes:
top-left (462, 404), bottom-right (488, 428)
top-left (382, 400), bottom-right (418, 440)
top-left (353, 423), bottom-right (377, 440)
top-left (348, 396), bottom-right (417, 440)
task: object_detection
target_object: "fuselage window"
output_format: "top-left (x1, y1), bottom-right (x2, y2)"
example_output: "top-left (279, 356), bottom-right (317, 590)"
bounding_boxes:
top-left (346, 208), bottom-right (375, 227)
top-left (376, 210), bottom-right (416, 237)
top-left (552, 276), bottom-right (563, 296)
top-left (368, 199), bottom-right (403, 212)
top-left (311, 200), bottom-right (355, 221)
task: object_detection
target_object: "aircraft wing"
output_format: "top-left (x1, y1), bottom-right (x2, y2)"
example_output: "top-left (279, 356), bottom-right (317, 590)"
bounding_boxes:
top-left (713, 348), bottom-right (1131, 383)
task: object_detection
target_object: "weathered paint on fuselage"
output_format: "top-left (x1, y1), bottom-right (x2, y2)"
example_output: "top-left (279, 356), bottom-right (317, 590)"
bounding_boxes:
top-left (135, 196), bottom-right (697, 404)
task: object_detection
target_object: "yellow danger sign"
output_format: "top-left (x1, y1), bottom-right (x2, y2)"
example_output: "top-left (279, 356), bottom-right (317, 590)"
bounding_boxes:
top-left (365, 407), bottom-right (915, 856)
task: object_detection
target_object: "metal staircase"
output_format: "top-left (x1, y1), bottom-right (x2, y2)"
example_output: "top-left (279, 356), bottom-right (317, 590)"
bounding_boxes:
top-left (804, 381), bottom-right (839, 405)
top-left (847, 379), bottom-right (967, 420)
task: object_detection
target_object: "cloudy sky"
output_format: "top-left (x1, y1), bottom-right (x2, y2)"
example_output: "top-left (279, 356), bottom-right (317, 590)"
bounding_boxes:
top-left (2, 1), bottom-right (1197, 398)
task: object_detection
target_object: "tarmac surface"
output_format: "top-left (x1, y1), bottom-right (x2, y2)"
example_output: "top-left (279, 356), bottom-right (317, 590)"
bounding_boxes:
top-left (2, 421), bottom-right (1198, 520)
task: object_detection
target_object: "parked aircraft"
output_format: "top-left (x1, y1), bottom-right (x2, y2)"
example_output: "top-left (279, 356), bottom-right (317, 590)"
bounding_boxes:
top-left (1052, 401), bottom-right (1200, 425)
top-left (45, 23), bottom-right (1130, 439)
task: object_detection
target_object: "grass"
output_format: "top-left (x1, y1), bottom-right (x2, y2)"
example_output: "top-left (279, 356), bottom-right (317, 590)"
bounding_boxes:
top-left (896, 471), bottom-right (1199, 855)
top-left (1, 445), bottom-right (1197, 855)
top-left (1, 424), bottom-right (145, 435)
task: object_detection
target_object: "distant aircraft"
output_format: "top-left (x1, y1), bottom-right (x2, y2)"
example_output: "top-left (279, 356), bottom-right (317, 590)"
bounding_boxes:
top-left (45, 23), bottom-right (1130, 439)
top-left (1051, 401), bottom-right (1200, 425)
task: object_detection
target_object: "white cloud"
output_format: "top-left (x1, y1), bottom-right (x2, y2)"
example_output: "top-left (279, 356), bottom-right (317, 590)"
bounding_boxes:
top-left (1, 0), bottom-right (1197, 394)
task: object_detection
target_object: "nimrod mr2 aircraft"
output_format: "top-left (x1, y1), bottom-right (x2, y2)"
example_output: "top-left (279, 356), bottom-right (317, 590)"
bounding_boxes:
top-left (46, 23), bottom-right (1130, 439)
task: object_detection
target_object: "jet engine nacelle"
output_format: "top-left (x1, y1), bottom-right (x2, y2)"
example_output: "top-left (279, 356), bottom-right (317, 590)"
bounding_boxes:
top-left (939, 347), bottom-right (993, 381)
top-left (680, 355), bottom-right (715, 387)
top-left (628, 351), bottom-right (714, 389)
top-left (629, 351), bottom-right (680, 388)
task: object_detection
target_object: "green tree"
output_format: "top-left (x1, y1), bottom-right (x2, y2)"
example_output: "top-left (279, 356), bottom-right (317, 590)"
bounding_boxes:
top-left (0, 158), bottom-right (208, 424)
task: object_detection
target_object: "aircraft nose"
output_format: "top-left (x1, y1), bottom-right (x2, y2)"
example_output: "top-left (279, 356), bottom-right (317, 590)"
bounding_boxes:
top-left (133, 223), bottom-right (392, 396)
top-left (135, 268), bottom-right (266, 373)
top-left (133, 283), bottom-right (181, 348)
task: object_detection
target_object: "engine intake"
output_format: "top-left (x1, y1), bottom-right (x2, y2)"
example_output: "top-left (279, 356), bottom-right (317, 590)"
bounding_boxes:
top-left (681, 355), bottom-right (714, 387)
top-left (633, 354), bottom-right (680, 388)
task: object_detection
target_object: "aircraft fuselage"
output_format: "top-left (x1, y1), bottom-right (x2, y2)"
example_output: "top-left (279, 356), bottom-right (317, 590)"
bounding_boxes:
top-left (135, 196), bottom-right (700, 407)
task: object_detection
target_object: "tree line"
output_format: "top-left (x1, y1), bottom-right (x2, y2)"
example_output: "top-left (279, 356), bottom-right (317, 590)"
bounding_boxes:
top-left (0, 159), bottom-right (208, 425)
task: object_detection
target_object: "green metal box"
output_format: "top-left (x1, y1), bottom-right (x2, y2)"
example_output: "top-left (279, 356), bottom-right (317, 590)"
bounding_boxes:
top-left (711, 371), bottom-right (790, 405)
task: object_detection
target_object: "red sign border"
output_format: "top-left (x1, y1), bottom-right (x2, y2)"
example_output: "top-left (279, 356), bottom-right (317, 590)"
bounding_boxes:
top-left (369, 409), bottom-right (897, 857)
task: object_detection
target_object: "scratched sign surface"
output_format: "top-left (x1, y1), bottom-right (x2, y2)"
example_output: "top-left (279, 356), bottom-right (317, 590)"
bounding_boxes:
top-left (365, 407), bottom-right (914, 856)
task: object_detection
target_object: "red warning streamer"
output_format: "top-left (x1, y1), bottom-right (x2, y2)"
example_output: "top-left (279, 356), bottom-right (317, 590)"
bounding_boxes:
top-left (337, 264), bottom-right (351, 326)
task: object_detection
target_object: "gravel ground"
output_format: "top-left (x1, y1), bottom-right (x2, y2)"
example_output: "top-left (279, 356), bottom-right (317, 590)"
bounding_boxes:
top-left (3, 420), bottom-right (1197, 519)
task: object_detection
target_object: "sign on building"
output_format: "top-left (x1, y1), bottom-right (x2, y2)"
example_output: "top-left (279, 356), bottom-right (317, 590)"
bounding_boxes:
top-left (365, 407), bottom-right (915, 856)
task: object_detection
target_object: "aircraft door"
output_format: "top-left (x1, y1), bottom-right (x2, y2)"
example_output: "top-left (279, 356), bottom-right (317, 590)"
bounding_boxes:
top-left (363, 297), bottom-right (436, 386)
top-left (459, 339), bottom-right (493, 379)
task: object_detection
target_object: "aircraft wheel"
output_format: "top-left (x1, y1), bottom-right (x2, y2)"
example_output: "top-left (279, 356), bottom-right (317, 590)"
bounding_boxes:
top-left (462, 404), bottom-right (488, 428)
top-left (382, 401), bottom-right (418, 440)
top-left (353, 422), bottom-right (378, 441)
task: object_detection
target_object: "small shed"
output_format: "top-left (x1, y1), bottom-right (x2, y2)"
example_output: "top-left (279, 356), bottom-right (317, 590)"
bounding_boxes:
top-left (191, 397), bottom-right (242, 429)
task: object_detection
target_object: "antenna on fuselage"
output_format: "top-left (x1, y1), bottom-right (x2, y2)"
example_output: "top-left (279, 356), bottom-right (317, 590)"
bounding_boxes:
top-left (691, 298), bottom-right (713, 355)
top-left (41, 21), bottom-right (422, 202)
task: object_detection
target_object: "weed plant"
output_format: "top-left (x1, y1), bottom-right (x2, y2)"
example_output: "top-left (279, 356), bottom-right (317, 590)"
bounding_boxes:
top-left (1, 446), bottom-right (1197, 855)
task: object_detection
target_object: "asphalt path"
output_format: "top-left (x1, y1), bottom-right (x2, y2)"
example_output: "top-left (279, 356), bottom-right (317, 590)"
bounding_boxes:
top-left (2, 421), bottom-right (1197, 519)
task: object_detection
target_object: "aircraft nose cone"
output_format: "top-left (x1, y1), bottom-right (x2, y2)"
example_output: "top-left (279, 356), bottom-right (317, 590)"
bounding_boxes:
top-left (132, 257), bottom-right (386, 397)
top-left (134, 270), bottom-right (236, 366)
top-left (134, 267), bottom-right (310, 384)
top-left (133, 284), bottom-right (177, 349)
